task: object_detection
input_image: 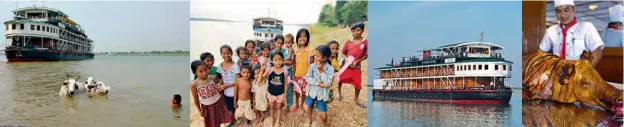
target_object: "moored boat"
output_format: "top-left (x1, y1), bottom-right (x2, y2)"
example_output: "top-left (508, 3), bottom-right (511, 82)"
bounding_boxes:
top-left (4, 5), bottom-right (94, 62)
top-left (372, 40), bottom-right (513, 104)
top-left (252, 12), bottom-right (283, 47)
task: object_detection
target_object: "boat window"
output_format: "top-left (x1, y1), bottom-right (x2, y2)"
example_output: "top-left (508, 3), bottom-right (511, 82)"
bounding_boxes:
top-left (503, 65), bottom-right (506, 70)
top-left (495, 65), bottom-right (498, 70)
top-left (5, 24), bottom-right (8, 30)
top-left (509, 65), bottom-right (512, 71)
top-left (46, 27), bottom-right (49, 32)
top-left (468, 65), bottom-right (471, 70)
top-left (473, 65), bottom-right (476, 70)
top-left (12, 24), bottom-right (16, 30)
top-left (20, 24), bottom-right (24, 30)
top-left (265, 33), bottom-right (267, 37)
top-left (31, 25), bottom-right (34, 30)
top-left (479, 65), bottom-right (482, 70)
top-left (485, 65), bottom-right (489, 70)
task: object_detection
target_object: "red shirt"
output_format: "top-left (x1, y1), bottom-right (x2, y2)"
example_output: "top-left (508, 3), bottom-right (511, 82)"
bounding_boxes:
top-left (342, 38), bottom-right (368, 67)
top-left (249, 54), bottom-right (259, 66)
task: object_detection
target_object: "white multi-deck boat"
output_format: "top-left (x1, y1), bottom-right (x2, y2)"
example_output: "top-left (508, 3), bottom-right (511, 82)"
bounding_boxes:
top-left (373, 40), bottom-right (513, 104)
top-left (4, 5), bottom-right (94, 62)
top-left (252, 16), bottom-right (283, 45)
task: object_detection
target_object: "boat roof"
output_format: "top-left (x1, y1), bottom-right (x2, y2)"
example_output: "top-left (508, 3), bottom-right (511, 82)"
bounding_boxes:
top-left (253, 17), bottom-right (283, 22)
top-left (4, 19), bottom-right (36, 24)
top-left (253, 28), bottom-right (283, 33)
top-left (374, 58), bottom-right (512, 70)
top-left (436, 41), bottom-right (504, 50)
top-left (13, 7), bottom-right (68, 17)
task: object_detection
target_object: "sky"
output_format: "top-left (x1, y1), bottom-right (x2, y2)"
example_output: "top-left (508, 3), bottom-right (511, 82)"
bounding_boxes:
top-left (0, 1), bottom-right (189, 52)
top-left (189, 0), bottom-right (330, 78)
top-left (367, 1), bottom-right (522, 88)
top-left (189, 0), bottom-right (330, 64)
top-left (190, 0), bottom-right (332, 24)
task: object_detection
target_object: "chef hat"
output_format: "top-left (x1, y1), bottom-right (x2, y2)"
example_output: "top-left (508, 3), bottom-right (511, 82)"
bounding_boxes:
top-left (609, 4), bottom-right (623, 23)
top-left (554, 0), bottom-right (574, 8)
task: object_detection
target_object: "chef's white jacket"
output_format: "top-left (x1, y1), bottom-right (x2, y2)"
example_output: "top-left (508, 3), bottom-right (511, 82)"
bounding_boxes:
top-left (601, 28), bottom-right (623, 47)
top-left (539, 21), bottom-right (605, 60)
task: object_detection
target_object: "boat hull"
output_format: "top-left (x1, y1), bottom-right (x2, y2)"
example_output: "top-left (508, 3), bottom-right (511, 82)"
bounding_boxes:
top-left (372, 88), bottom-right (512, 104)
top-left (4, 48), bottom-right (94, 62)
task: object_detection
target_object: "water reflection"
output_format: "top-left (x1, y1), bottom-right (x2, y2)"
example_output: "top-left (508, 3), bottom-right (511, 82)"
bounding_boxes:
top-left (522, 101), bottom-right (622, 127)
top-left (370, 98), bottom-right (512, 127)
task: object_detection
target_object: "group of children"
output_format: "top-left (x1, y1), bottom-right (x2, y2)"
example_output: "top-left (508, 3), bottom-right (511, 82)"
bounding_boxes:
top-left (190, 22), bottom-right (368, 127)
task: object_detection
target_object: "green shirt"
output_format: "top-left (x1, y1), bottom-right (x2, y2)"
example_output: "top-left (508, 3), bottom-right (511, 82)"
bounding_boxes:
top-left (208, 66), bottom-right (221, 83)
top-left (195, 66), bottom-right (220, 82)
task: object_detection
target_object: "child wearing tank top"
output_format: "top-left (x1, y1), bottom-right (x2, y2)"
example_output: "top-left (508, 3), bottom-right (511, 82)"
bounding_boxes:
top-left (263, 51), bottom-right (289, 126)
top-left (190, 60), bottom-right (233, 127)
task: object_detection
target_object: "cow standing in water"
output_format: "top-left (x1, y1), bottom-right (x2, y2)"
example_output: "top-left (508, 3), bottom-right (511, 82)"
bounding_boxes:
top-left (59, 74), bottom-right (86, 97)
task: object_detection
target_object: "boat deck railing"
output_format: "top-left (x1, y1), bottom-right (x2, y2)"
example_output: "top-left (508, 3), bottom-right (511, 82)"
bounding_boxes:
top-left (405, 52), bottom-right (505, 62)
top-left (380, 66), bottom-right (455, 78)
top-left (382, 85), bottom-right (511, 91)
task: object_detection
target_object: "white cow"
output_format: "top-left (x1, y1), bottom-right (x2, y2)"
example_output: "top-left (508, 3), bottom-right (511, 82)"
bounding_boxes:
top-left (85, 77), bottom-right (111, 95)
top-left (59, 74), bottom-right (87, 97)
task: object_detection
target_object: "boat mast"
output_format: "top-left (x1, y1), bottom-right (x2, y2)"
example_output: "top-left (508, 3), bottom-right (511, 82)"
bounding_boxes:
top-left (480, 31), bottom-right (484, 42)
top-left (268, 8), bottom-right (270, 18)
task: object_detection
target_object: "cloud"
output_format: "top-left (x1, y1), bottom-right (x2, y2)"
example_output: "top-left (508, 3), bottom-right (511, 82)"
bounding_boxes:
top-left (191, 0), bottom-right (328, 24)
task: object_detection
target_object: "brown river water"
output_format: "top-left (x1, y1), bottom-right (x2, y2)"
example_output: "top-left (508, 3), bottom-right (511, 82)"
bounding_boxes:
top-left (0, 56), bottom-right (189, 127)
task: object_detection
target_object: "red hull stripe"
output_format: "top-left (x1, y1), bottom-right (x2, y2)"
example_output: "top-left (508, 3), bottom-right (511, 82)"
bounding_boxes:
top-left (373, 89), bottom-right (513, 93)
top-left (383, 98), bottom-right (507, 104)
top-left (8, 58), bottom-right (51, 62)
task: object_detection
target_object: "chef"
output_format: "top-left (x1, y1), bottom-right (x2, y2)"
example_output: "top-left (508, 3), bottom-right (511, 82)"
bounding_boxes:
top-left (538, 0), bottom-right (605, 67)
top-left (602, 4), bottom-right (623, 47)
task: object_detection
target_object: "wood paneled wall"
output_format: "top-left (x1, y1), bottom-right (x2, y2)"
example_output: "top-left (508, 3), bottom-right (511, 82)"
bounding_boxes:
top-left (596, 47), bottom-right (623, 83)
top-left (522, 1), bottom-right (547, 56)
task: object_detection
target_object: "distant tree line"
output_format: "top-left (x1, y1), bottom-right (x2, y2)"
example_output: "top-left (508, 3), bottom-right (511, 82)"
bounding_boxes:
top-left (96, 50), bottom-right (189, 55)
top-left (318, 0), bottom-right (367, 27)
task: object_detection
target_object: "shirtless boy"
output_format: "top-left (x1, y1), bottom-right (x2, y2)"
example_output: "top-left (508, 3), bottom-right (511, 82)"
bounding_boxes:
top-left (234, 65), bottom-right (256, 126)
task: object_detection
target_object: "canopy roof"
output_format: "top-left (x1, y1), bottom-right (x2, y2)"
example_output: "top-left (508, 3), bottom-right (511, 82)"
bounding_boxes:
top-left (13, 7), bottom-right (68, 17)
top-left (431, 41), bottom-right (504, 51)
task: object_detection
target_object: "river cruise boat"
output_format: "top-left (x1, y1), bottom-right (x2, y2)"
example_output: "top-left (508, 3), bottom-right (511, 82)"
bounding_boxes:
top-left (4, 5), bottom-right (94, 62)
top-left (372, 41), bottom-right (513, 104)
top-left (252, 16), bottom-right (283, 46)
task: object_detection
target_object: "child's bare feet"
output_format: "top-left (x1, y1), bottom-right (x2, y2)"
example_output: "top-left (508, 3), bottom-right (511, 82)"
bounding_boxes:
top-left (274, 120), bottom-right (280, 127)
top-left (356, 100), bottom-right (367, 108)
top-left (302, 119), bottom-right (312, 127)
top-left (335, 93), bottom-right (342, 101)
top-left (289, 105), bottom-right (297, 112)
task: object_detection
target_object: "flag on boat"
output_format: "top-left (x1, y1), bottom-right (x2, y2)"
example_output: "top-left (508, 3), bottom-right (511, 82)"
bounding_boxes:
top-left (480, 31), bottom-right (484, 41)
